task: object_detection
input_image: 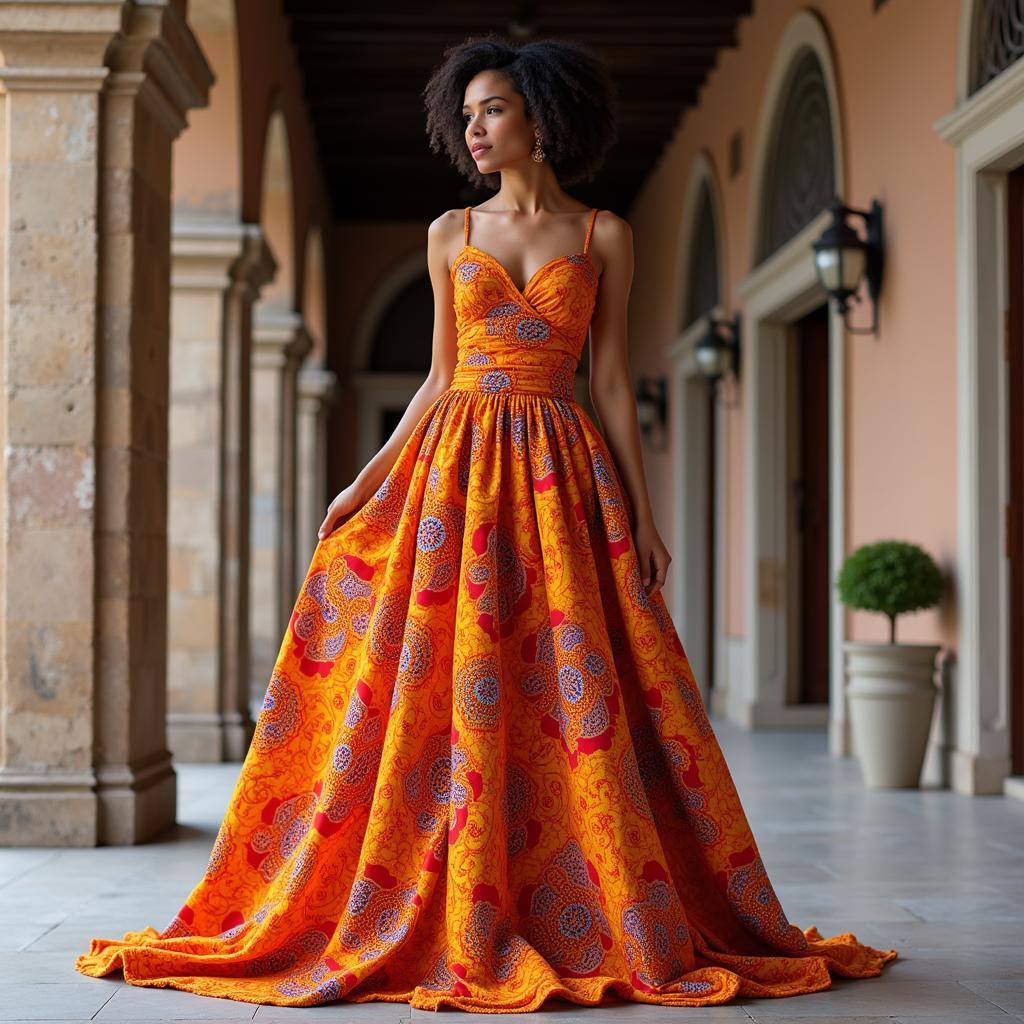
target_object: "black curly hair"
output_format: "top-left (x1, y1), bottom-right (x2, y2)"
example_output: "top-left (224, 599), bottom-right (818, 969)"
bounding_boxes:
top-left (423, 32), bottom-right (619, 192)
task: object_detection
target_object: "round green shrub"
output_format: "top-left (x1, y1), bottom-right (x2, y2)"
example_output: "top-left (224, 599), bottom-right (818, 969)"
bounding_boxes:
top-left (835, 540), bottom-right (944, 643)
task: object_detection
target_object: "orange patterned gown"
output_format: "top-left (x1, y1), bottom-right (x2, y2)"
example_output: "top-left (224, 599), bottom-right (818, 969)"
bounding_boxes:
top-left (76, 207), bottom-right (897, 1012)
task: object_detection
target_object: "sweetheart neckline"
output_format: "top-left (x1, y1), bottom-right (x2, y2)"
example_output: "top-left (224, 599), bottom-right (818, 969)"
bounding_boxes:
top-left (453, 244), bottom-right (598, 299)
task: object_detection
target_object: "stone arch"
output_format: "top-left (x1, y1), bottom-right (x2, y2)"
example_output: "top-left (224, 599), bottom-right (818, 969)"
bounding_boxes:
top-left (258, 99), bottom-right (298, 310)
top-left (367, 276), bottom-right (434, 373)
top-left (349, 252), bottom-right (434, 472)
top-left (351, 252), bottom-right (432, 372)
top-left (173, 0), bottom-right (241, 219)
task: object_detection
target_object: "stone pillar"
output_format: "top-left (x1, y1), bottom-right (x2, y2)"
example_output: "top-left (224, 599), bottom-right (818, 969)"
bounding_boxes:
top-left (295, 365), bottom-right (339, 591)
top-left (249, 309), bottom-right (312, 704)
top-left (167, 219), bottom-right (274, 762)
top-left (0, 1), bottom-right (212, 845)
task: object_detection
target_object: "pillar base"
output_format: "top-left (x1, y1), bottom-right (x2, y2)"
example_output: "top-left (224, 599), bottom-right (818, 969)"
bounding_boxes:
top-left (168, 711), bottom-right (255, 762)
top-left (950, 748), bottom-right (1012, 795)
top-left (95, 751), bottom-right (177, 845)
top-left (0, 770), bottom-right (98, 847)
top-left (0, 750), bottom-right (176, 846)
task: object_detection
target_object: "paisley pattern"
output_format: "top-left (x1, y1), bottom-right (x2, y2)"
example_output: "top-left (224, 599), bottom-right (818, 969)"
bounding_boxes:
top-left (75, 206), bottom-right (898, 1011)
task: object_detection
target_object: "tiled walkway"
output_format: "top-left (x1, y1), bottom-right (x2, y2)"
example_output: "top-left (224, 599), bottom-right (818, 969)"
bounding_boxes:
top-left (2, 720), bottom-right (1022, 1022)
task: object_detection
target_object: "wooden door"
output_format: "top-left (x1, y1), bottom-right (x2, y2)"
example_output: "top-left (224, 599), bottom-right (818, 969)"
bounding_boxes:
top-left (795, 305), bottom-right (831, 704)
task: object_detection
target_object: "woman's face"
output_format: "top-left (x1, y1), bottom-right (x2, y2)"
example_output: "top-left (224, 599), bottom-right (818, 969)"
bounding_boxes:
top-left (461, 69), bottom-right (535, 172)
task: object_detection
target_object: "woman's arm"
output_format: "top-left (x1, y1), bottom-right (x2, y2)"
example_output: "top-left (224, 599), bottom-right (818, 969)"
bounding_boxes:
top-left (587, 214), bottom-right (672, 597)
top-left (318, 211), bottom-right (462, 539)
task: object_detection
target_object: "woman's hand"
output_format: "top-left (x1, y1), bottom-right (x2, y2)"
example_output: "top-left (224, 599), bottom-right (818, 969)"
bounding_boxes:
top-left (318, 480), bottom-right (375, 541)
top-left (633, 516), bottom-right (672, 598)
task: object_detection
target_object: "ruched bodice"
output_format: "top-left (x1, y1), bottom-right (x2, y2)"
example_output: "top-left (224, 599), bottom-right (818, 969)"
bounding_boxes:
top-left (448, 207), bottom-right (600, 399)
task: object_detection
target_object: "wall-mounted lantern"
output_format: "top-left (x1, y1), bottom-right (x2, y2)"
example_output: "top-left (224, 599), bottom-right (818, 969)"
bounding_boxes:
top-left (695, 311), bottom-right (741, 402)
top-left (634, 376), bottom-right (668, 452)
top-left (812, 195), bottom-right (884, 336)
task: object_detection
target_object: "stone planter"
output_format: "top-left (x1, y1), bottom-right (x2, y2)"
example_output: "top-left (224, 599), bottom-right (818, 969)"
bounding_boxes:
top-left (844, 640), bottom-right (941, 788)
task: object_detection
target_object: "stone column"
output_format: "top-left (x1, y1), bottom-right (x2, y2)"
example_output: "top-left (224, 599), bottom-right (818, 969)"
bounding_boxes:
top-left (0, 1), bottom-right (212, 845)
top-left (167, 219), bottom-right (274, 762)
top-left (295, 365), bottom-right (339, 591)
top-left (249, 309), bottom-right (312, 704)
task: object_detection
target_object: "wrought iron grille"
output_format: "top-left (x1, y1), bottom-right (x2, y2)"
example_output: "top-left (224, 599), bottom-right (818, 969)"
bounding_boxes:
top-left (685, 180), bottom-right (721, 327)
top-left (757, 49), bottom-right (835, 264)
top-left (971, 0), bottom-right (1024, 94)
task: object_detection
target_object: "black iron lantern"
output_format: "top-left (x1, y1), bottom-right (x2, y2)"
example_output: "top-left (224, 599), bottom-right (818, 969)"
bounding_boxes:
top-left (695, 311), bottom-right (741, 400)
top-left (634, 376), bottom-right (667, 451)
top-left (812, 195), bottom-right (884, 336)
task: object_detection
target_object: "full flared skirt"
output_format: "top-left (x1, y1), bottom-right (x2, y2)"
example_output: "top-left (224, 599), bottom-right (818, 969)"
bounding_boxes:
top-left (76, 386), bottom-right (897, 1011)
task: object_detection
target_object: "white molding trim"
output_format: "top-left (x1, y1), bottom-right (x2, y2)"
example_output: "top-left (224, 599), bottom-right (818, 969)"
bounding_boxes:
top-left (932, 2), bottom-right (1022, 794)
top-left (735, 7), bottom-right (849, 747)
top-left (665, 150), bottom-right (729, 717)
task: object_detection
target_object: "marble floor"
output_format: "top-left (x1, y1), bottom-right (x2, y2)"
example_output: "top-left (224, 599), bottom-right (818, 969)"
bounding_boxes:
top-left (1, 720), bottom-right (1021, 1023)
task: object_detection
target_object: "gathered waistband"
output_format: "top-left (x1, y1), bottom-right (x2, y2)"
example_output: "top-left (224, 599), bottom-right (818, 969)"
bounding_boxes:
top-left (448, 361), bottom-right (576, 399)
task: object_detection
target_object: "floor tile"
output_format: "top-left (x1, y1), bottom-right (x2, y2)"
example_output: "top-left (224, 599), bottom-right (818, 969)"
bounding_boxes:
top-left (959, 982), bottom-right (1024, 1015)
top-left (94, 983), bottom-right (259, 1019)
top-left (743, 978), bottom-right (1011, 1017)
top-left (0, 982), bottom-right (118, 1021)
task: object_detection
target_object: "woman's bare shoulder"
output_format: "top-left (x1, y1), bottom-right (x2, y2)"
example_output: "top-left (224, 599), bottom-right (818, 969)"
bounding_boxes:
top-left (593, 208), bottom-right (631, 244)
top-left (427, 208), bottom-right (466, 243)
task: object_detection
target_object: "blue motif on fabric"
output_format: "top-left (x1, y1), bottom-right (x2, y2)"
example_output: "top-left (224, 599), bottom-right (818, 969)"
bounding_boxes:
top-left (516, 318), bottom-right (550, 342)
top-left (480, 370), bottom-right (512, 392)
top-left (417, 515), bottom-right (446, 551)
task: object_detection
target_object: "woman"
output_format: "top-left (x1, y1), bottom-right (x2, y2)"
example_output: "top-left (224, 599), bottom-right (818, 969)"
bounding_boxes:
top-left (76, 32), bottom-right (898, 1012)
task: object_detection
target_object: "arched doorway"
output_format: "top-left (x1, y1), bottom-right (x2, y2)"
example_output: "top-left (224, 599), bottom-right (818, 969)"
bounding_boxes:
top-left (735, 10), bottom-right (848, 749)
top-left (350, 257), bottom-right (435, 470)
top-left (668, 159), bottom-right (727, 715)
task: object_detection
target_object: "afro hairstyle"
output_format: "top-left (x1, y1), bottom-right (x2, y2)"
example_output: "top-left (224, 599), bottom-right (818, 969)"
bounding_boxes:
top-left (422, 32), bottom-right (619, 191)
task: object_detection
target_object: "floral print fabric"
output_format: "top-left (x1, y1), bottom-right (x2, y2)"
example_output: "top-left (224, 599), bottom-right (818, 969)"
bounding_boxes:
top-left (75, 207), bottom-right (897, 1011)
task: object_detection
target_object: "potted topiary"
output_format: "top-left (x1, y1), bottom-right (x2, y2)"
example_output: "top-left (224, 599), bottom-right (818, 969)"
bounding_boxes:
top-left (836, 540), bottom-right (945, 788)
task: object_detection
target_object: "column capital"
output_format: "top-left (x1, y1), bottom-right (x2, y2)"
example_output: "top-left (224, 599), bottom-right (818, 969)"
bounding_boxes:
top-left (253, 308), bottom-right (314, 369)
top-left (0, 2), bottom-right (125, 79)
top-left (0, 2), bottom-right (211, 131)
top-left (172, 218), bottom-right (276, 295)
top-left (106, 1), bottom-right (213, 137)
top-left (297, 366), bottom-right (339, 407)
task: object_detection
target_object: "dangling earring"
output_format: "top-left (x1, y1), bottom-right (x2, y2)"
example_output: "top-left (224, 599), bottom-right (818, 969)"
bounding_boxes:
top-left (531, 130), bottom-right (546, 163)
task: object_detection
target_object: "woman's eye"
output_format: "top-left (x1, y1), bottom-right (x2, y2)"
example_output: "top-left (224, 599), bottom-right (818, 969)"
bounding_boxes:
top-left (464, 107), bottom-right (501, 123)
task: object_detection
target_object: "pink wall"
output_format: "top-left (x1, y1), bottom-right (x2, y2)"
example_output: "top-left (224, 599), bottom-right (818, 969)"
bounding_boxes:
top-left (628, 0), bottom-right (960, 649)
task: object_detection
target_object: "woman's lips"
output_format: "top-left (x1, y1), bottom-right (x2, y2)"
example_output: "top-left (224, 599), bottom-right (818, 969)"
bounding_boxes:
top-left (471, 145), bottom-right (491, 159)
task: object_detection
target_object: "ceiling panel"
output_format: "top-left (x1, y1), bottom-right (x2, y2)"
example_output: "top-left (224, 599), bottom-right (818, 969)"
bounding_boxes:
top-left (281, 0), bottom-right (752, 220)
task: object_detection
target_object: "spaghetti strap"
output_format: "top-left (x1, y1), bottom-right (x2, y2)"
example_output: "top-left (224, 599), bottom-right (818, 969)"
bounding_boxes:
top-left (583, 207), bottom-right (598, 254)
top-left (464, 206), bottom-right (471, 246)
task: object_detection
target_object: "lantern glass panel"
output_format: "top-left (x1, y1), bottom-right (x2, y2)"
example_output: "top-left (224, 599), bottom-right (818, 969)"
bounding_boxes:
top-left (695, 342), bottom-right (728, 377)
